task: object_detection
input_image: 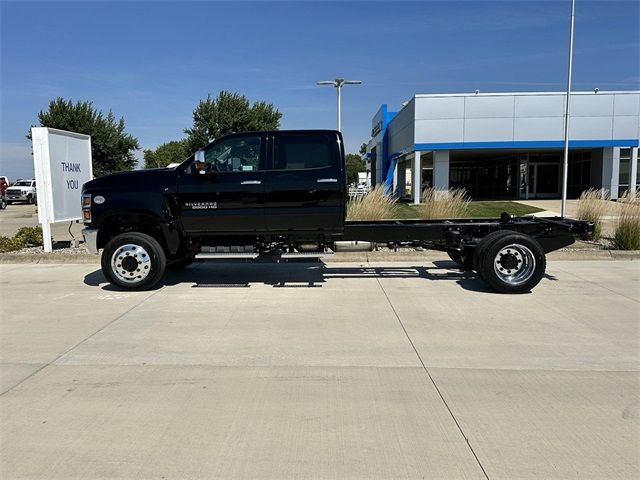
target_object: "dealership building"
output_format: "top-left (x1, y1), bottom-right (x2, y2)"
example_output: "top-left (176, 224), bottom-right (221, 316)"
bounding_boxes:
top-left (366, 91), bottom-right (640, 202)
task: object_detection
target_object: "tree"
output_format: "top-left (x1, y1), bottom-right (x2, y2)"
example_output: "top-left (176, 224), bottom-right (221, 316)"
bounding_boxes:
top-left (184, 91), bottom-right (282, 154)
top-left (345, 153), bottom-right (366, 185)
top-left (143, 139), bottom-right (189, 169)
top-left (29, 97), bottom-right (139, 177)
top-left (359, 143), bottom-right (367, 156)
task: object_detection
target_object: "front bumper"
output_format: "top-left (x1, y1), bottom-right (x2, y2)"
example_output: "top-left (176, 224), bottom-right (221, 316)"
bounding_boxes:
top-left (82, 228), bottom-right (99, 254)
top-left (6, 191), bottom-right (28, 201)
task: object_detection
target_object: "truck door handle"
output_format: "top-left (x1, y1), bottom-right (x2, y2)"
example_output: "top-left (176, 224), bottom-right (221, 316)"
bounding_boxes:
top-left (317, 178), bottom-right (338, 183)
top-left (240, 180), bottom-right (262, 185)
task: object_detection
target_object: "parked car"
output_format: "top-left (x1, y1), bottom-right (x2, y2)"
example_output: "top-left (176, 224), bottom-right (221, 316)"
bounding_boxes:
top-left (6, 179), bottom-right (36, 204)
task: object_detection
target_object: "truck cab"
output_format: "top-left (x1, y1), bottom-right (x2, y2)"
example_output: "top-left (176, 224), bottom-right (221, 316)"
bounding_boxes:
top-left (82, 130), bottom-right (347, 288)
top-left (177, 130), bottom-right (346, 237)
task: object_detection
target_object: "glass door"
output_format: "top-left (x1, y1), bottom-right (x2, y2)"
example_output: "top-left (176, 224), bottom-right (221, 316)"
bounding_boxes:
top-left (527, 162), bottom-right (561, 198)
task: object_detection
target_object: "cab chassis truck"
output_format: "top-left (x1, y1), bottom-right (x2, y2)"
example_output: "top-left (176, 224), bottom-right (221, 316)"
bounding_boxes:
top-left (81, 130), bottom-right (593, 293)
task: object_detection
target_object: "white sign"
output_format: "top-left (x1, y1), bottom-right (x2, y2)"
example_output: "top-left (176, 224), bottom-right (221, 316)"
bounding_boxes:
top-left (31, 127), bottom-right (93, 251)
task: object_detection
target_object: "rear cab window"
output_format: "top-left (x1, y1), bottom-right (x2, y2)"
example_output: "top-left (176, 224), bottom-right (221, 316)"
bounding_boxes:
top-left (272, 132), bottom-right (340, 171)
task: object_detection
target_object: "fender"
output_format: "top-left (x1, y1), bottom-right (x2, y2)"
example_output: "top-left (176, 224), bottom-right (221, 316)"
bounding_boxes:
top-left (95, 209), bottom-right (182, 255)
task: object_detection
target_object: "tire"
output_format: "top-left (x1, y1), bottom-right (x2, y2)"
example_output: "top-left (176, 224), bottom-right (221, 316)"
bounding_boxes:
top-left (27, 195), bottom-right (34, 205)
top-left (473, 230), bottom-right (514, 279)
top-left (478, 233), bottom-right (546, 294)
top-left (0, 198), bottom-right (6, 210)
top-left (101, 232), bottom-right (166, 290)
top-left (447, 250), bottom-right (474, 270)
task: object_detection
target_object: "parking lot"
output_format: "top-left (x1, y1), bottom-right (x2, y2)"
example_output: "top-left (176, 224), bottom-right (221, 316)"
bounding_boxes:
top-left (1, 259), bottom-right (638, 479)
top-left (0, 204), bottom-right (84, 241)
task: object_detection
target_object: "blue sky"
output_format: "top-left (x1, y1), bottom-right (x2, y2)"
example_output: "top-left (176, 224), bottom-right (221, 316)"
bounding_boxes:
top-left (1, 0), bottom-right (638, 179)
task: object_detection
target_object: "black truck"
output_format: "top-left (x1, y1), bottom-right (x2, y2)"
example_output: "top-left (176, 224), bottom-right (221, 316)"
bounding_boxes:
top-left (81, 130), bottom-right (592, 293)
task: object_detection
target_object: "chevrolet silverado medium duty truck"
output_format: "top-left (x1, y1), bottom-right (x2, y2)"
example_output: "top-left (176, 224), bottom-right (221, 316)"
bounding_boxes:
top-left (81, 130), bottom-right (592, 293)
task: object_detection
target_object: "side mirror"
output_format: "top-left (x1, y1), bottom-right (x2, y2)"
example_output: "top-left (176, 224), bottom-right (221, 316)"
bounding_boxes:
top-left (194, 149), bottom-right (206, 174)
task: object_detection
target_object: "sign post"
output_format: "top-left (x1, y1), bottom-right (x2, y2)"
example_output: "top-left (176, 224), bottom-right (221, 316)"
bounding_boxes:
top-left (31, 128), bottom-right (93, 252)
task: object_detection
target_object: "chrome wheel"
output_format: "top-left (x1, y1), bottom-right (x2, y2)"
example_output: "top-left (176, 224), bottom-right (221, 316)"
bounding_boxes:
top-left (110, 243), bottom-right (152, 284)
top-left (493, 244), bottom-right (536, 286)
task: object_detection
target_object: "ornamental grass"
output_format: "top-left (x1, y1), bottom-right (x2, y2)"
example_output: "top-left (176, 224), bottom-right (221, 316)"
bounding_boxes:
top-left (417, 187), bottom-right (470, 220)
top-left (576, 188), bottom-right (610, 240)
top-left (347, 185), bottom-right (396, 221)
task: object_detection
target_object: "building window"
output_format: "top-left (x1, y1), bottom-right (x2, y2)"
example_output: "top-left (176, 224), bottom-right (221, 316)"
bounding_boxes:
top-left (619, 148), bottom-right (631, 197)
top-left (568, 150), bottom-right (592, 198)
top-left (450, 155), bottom-right (519, 199)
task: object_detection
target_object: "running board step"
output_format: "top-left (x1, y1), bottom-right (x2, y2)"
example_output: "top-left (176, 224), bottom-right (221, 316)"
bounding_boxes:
top-left (195, 250), bottom-right (334, 260)
top-left (281, 250), bottom-right (334, 258)
top-left (195, 253), bottom-right (259, 259)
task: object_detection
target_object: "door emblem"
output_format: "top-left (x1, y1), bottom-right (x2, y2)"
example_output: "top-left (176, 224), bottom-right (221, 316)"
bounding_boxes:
top-left (184, 201), bottom-right (218, 210)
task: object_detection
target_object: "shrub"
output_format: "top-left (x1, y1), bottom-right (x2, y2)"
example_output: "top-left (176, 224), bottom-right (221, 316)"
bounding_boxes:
top-left (347, 185), bottom-right (396, 220)
top-left (576, 188), bottom-right (610, 240)
top-left (613, 191), bottom-right (640, 250)
top-left (0, 236), bottom-right (20, 253)
top-left (417, 187), bottom-right (470, 220)
top-left (13, 226), bottom-right (43, 248)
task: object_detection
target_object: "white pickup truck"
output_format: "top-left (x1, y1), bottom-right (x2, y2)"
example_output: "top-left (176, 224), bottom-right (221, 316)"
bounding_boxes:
top-left (6, 179), bottom-right (37, 205)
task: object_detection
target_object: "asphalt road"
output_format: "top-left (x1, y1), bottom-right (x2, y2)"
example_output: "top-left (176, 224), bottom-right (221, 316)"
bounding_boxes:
top-left (1, 260), bottom-right (638, 479)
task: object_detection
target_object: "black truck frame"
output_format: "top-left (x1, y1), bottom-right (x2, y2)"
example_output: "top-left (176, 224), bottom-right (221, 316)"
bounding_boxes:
top-left (81, 130), bottom-right (592, 293)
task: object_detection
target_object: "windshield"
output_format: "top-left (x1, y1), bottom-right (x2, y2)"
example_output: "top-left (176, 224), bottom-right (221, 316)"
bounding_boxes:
top-left (14, 181), bottom-right (32, 187)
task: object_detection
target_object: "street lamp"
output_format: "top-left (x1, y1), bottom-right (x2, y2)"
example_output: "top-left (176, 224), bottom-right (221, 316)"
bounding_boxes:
top-left (561, 0), bottom-right (576, 218)
top-left (316, 78), bottom-right (362, 131)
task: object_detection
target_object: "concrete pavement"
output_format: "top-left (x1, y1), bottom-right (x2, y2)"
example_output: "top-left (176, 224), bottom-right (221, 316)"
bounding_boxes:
top-left (1, 260), bottom-right (638, 479)
top-left (0, 203), bottom-right (84, 241)
top-left (515, 198), bottom-right (628, 236)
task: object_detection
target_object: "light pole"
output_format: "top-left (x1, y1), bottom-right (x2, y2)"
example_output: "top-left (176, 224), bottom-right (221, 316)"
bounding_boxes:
top-left (561, 0), bottom-right (576, 218)
top-left (316, 78), bottom-right (362, 131)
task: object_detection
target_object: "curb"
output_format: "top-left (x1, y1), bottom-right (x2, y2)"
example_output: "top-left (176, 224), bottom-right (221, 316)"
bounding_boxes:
top-left (1, 250), bottom-right (638, 264)
top-left (0, 253), bottom-right (100, 264)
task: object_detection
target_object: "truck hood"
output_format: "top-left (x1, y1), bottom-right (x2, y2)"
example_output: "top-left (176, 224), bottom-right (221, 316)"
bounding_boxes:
top-left (82, 168), bottom-right (178, 192)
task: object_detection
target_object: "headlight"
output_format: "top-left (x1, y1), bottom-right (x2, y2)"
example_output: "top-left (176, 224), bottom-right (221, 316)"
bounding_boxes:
top-left (82, 194), bottom-right (92, 223)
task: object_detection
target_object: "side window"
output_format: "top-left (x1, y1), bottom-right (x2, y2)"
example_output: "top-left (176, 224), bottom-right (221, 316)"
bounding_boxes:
top-left (274, 134), bottom-right (334, 170)
top-left (204, 135), bottom-right (262, 172)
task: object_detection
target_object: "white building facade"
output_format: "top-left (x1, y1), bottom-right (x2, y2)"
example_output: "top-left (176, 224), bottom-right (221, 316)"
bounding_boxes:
top-left (367, 91), bottom-right (640, 202)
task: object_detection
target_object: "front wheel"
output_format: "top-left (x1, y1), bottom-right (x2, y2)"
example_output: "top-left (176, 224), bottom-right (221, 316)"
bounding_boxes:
top-left (27, 195), bottom-right (34, 205)
top-left (0, 198), bottom-right (6, 210)
top-left (101, 232), bottom-right (166, 290)
top-left (478, 233), bottom-right (546, 294)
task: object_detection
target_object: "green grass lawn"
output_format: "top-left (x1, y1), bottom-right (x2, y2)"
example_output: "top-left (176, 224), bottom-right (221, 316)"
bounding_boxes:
top-left (391, 201), bottom-right (545, 219)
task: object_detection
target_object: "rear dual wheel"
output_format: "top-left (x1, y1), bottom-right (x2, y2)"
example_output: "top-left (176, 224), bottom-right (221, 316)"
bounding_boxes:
top-left (101, 232), bottom-right (166, 290)
top-left (474, 231), bottom-right (546, 294)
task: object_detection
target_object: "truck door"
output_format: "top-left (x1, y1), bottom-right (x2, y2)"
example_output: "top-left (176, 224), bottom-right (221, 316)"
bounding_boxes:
top-left (177, 133), bottom-right (266, 233)
top-left (264, 131), bottom-right (345, 232)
